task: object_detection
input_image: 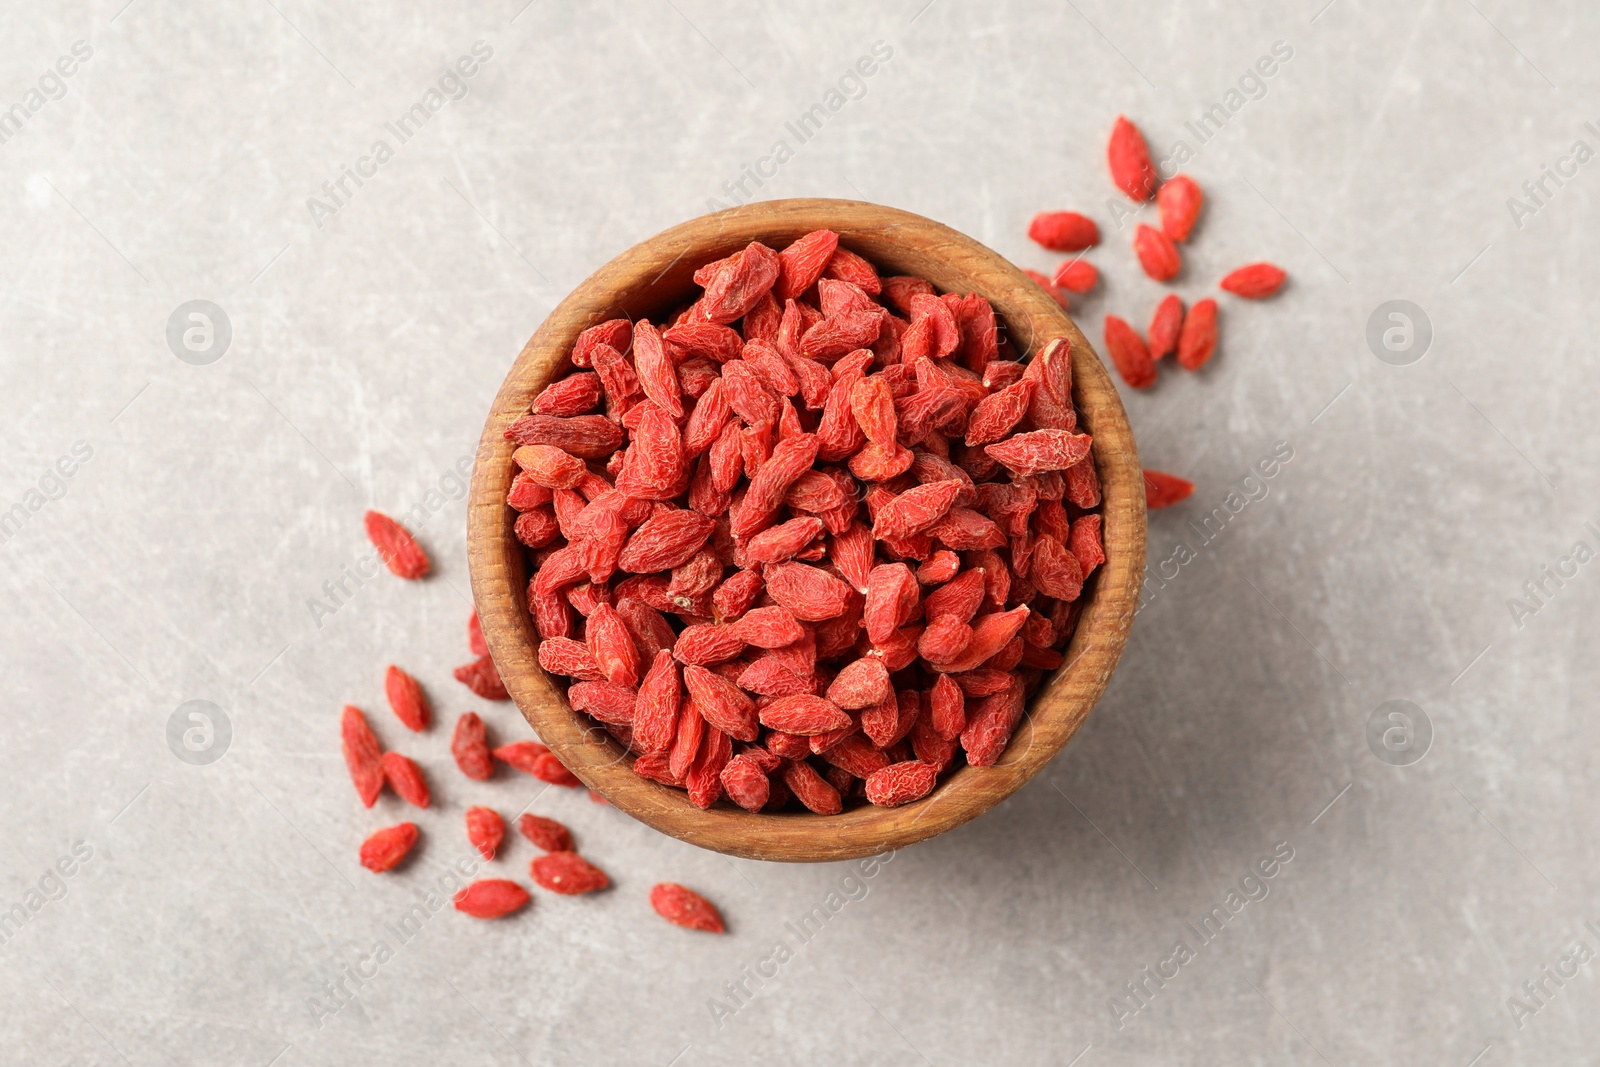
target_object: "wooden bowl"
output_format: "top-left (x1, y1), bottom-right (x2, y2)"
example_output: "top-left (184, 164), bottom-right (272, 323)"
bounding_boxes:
top-left (467, 198), bottom-right (1145, 862)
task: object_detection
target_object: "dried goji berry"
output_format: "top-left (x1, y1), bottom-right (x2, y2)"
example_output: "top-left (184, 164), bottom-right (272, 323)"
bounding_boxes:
top-left (651, 883), bottom-right (725, 932)
top-left (1143, 468), bottom-right (1195, 509)
top-left (1219, 262), bottom-right (1287, 299)
top-left (865, 760), bottom-right (939, 807)
top-left (1107, 115), bottom-right (1157, 201)
top-left (1146, 294), bottom-right (1184, 362)
top-left (465, 806), bottom-right (504, 860)
top-left (453, 879), bottom-right (529, 919)
top-left (381, 752), bottom-right (430, 808)
top-left (1028, 211), bottom-right (1100, 252)
top-left (1158, 174), bottom-right (1203, 242)
top-left (516, 813), bottom-right (573, 852)
top-left (454, 655), bottom-right (510, 701)
top-left (1177, 297), bottom-right (1218, 371)
top-left (1050, 258), bottom-right (1099, 293)
top-left (360, 823), bottom-right (418, 873)
top-left (341, 705), bottom-right (384, 808)
top-left (451, 712), bottom-right (493, 781)
top-left (364, 511), bottom-right (429, 579)
top-left (1133, 224), bottom-right (1180, 282)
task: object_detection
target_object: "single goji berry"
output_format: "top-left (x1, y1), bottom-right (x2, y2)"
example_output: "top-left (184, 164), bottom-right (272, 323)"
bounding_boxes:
top-left (451, 712), bottom-right (493, 781)
top-left (650, 883), bottom-right (725, 932)
top-left (360, 823), bottom-right (418, 873)
top-left (453, 879), bottom-right (530, 919)
top-left (341, 705), bottom-right (384, 808)
top-left (364, 511), bottom-right (429, 579)
top-left (381, 752), bottom-right (430, 808)
top-left (465, 806), bottom-right (505, 861)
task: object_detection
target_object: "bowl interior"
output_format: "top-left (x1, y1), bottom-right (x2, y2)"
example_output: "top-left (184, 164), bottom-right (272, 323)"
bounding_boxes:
top-left (467, 198), bottom-right (1145, 861)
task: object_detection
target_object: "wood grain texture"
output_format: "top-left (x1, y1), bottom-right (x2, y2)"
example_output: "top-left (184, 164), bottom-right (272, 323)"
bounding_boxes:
top-left (466, 199), bottom-right (1146, 862)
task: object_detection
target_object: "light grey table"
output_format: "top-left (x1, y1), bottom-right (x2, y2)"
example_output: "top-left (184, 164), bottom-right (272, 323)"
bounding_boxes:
top-left (2, 2), bottom-right (1596, 1064)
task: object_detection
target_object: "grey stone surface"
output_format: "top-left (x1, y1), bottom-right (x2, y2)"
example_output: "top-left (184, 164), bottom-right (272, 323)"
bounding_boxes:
top-left (1, 1), bottom-right (1596, 1064)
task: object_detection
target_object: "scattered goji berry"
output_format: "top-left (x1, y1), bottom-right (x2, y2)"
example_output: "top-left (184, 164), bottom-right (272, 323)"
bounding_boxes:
top-left (465, 806), bottom-right (505, 861)
top-left (359, 823), bottom-right (418, 873)
top-left (453, 879), bottom-right (530, 919)
top-left (531, 851), bottom-right (610, 894)
top-left (1219, 262), bottom-right (1287, 299)
top-left (1143, 469), bottom-right (1195, 509)
top-left (341, 705), bottom-right (384, 808)
top-left (650, 883), bottom-right (725, 932)
top-left (364, 511), bottom-right (429, 579)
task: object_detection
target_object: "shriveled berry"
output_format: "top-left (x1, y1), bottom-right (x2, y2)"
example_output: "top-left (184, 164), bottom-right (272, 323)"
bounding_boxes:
top-left (1177, 298), bottom-right (1218, 371)
top-left (1158, 174), bottom-right (1203, 242)
top-left (341, 705), bottom-right (384, 808)
top-left (865, 760), bottom-right (939, 807)
top-left (360, 823), bottom-right (418, 873)
top-left (454, 655), bottom-right (510, 700)
top-left (516, 813), bottom-right (573, 852)
top-left (453, 879), bottom-right (529, 919)
top-left (451, 712), bottom-right (493, 781)
top-left (1133, 224), bottom-right (1180, 282)
top-left (383, 665), bottom-right (429, 732)
top-left (651, 883), bottom-right (725, 932)
top-left (1144, 469), bottom-right (1195, 509)
top-left (381, 752), bottom-right (430, 808)
top-left (1220, 262), bottom-right (1287, 299)
top-left (465, 806), bottom-right (505, 860)
top-left (1107, 115), bottom-right (1157, 201)
top-left (364, 511), bottom-right (429, 579)
top-left (1028, 211), bottom-right (1100, 252)
top-left (1147, 294), bottom-right (1184, 361)
top-left (528, 850), bottom-right (608, 894)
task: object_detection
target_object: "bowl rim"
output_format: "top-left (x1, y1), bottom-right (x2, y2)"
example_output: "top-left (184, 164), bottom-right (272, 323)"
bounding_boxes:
top-left (467, 197), bottom-right (1146, 862)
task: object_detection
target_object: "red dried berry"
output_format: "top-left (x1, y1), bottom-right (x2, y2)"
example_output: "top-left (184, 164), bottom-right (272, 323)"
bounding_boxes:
top-left (1133, 224), bottom-right (1180, 282)
top-left (777, 229), bottom-right (840, 301)
top-left (825, 657), bottom-right (892, 710)
top-left (359, 823), bottom-right (418, 873)
top-left (1050, 259), bottom-right (1099, 294)
top-left (451, 712), bottom-right (494, 781)
top-left (1147, 294), bottom-right (1184, 361)
top-left (651, 883), bottom-right (725, 932)
top-left (865, 760), bottom-right (939, 807)
top-left (364, 511), bottom-right (429, 579)
top-left (985, 430), bottom-right (1094, 475)
top-left (759, 694), bottom-right (853, 736)
top-left (531, 851), bottom-right (610, 895)
top-left (490, 740), bottom-right (547, 776)
top-left (465, 806), bottom-right (505, 861)
top-left (453, 879), bottom-right (530, 919)
top-left (1219, 262), bottom-right (1287, 299)
top-left (633, 650), bottom-right (682, 754)
top-left (720, 754), bottom-right (772, 812)
top-left (454, 654), bottom-right (510, 701)
top-left (468, 609), bottom-right (488, 656)
top-left (961, 678), bottom-right (1025, 767)
top-left (1027, 211), bottom-right (1100, 252)
top-left (532, 751), bottom-right (583, 787)
top-left (1144, 469), bottom-right (1195, 509)
top-left (1158, 174), bottom-right (1203, 242)
top-left (516, 813), bottom-right (573, 852)
top-left (1069, 513), bottom-right (1105, 578)
top-left (1107, 115), bottom-right (1158, 201)
top-left (381, 752), bottom-right (430, 809)
top-left (783, 760), bottom-right (843, 814)
top-left (1177, 298), bottom-right (1218, 371)
top-left (340, 705), bottom-right (384, 808)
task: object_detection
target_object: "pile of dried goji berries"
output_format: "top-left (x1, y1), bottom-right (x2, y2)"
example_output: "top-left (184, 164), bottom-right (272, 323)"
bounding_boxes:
top-left (345, 516), bottom-right (724, 929)
top-left (1025, 115), bottom-right (1286, 512)
top-left (505, 228), bottom-right (1106, 817)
